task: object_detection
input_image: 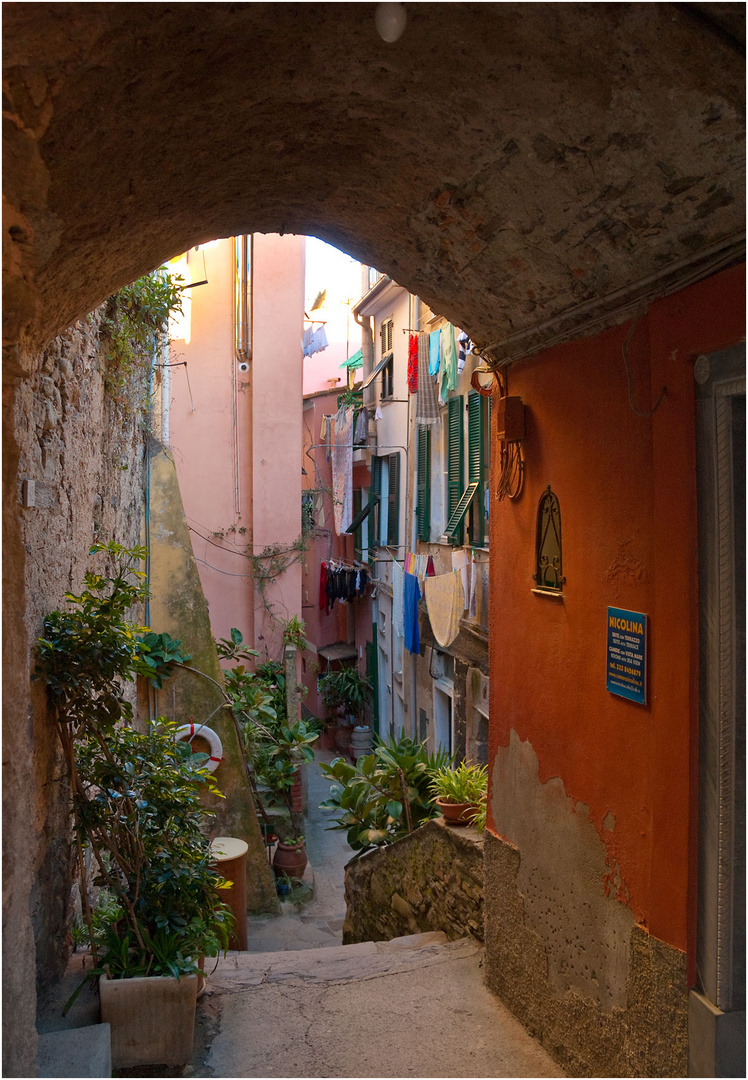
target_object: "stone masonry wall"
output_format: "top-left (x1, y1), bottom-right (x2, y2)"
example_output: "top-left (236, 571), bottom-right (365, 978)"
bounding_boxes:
top-left (342, 818), bottom-right (484, 945)
top-left (13, 313), bottom-right (147, 1009)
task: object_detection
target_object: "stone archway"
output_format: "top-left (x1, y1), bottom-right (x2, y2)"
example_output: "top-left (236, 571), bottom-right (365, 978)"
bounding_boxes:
top-left (2, 4), bottom-right (744, 1075)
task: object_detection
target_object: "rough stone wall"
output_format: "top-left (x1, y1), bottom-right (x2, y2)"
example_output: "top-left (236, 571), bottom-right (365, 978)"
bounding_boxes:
top-left (484, 832), bottom-right (688, 1078)
top-left (342, 818), bottom-right (484, 945)
top-left (13, 314), bottom-right (146, 1010)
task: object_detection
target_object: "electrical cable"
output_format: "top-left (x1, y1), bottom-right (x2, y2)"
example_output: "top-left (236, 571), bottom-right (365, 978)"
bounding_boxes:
top-left (494, 368), bottom-right (525, 501)
top-left (621, 313), bottom-right (667, 417)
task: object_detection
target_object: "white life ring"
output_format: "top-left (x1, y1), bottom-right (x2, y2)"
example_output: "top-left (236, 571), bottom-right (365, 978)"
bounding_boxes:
top-left (175, 721), bottom-right (223, 772)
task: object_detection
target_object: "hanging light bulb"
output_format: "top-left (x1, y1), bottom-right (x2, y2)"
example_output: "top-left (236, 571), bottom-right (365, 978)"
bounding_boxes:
top-left (375, 2), bottom-right (407, 43)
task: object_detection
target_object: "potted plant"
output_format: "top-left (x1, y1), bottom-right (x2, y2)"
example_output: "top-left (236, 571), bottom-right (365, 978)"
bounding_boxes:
top-left (429, 761), bottom-right (488, 826)
top-left (35, 542), bottom-right (233, 1068)
top-left (319, 667), bottom-right (372, 754)
top-left (272, 834), bottom-right (308, 881)
top-left (320, 736), bottom-right (453, 852)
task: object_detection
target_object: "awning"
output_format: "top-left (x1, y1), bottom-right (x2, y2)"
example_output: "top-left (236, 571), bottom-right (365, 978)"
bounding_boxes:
top-left (362, 354), bottom-right (391, 389)
top-left (340, 348), bottom-right (363, 370)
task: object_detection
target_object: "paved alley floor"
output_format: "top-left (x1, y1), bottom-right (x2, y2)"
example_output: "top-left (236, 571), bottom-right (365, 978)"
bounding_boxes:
top-left (42, 751), bottom-right (565, 1078)
top-left (243, 749), bottom-right (352, 952)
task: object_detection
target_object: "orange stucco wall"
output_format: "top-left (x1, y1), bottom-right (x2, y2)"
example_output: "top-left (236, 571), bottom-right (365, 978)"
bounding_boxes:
top-left (488, 264), bottom-right (745, 958)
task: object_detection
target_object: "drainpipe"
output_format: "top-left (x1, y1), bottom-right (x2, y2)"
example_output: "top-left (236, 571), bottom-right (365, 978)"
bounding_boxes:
top-left (408, 295), bottom-right (421, 740)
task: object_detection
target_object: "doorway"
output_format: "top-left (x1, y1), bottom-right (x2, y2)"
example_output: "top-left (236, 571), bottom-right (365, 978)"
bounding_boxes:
top-left (692, 344), bottom-right (745, 1077)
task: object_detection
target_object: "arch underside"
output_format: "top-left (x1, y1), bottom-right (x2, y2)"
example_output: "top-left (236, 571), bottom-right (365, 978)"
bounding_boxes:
top-left (3, 2), bottom-right (744, 356)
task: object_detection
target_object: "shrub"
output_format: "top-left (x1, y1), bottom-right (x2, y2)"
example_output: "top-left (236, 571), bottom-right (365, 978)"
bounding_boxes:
top-left (319, 735), bottom-right (453, 852)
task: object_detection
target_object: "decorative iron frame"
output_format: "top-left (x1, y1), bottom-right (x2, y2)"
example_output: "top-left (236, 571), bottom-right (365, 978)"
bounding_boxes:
top-left (533, 485), bottom-right (565, 592)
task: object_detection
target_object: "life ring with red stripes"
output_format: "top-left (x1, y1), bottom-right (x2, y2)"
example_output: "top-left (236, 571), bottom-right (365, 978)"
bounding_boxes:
top-left (175, 721), bottom-right (223, 772)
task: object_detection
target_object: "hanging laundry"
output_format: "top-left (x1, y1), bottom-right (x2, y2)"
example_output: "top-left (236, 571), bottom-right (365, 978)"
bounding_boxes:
top-left (403, 571), bottom-right (421, 655)
top-left (416, 331), bottom-right (439, 425)
top-left (392, 559), bottom-right (405, 639)
top-left (332, 405), bottom-right (353, 535)
top-left (426, 555), bottom-right (436, 578)
top-left (321, 560), bottom-right (370, 611)
top-left (451, 548), bottom-right (469, 611)
top-left (429, 330), bottom-right (441, 376)
top-left (457, 331), bottom-right (472, 374)
top-left (374, 404), bottom-right (384, 421)
top-left (469, 551), bottom-right (478, 619)
top-left (354, 407), bottom-right (369, 444)
top-left (440, 324), bottom-right (458, 400)
top-left (425, 571), bottom-right (465, 648)
top-left (407, 334), bottom-right (419, 394)
top-left (302, 326), bottom-right (315, 356)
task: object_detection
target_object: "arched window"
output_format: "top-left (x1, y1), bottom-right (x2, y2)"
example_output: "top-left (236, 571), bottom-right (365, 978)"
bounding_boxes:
top-left (534, 486), bottom-right (565, 592)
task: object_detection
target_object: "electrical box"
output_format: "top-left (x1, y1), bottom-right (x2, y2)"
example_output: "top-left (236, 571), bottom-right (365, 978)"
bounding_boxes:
top-left (496, 396), bottom-right (525, 441)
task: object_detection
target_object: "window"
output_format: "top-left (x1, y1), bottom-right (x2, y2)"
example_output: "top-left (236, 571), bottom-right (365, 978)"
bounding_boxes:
top-left (381, 356), bottom-right (394, 399)
top-left (351, 488), bottom-right (364, 561)
top-left (445, 392), bottom-right (490, 546)
top-left (380, 317), bottom-right (394, 399)
top-left (369, 453), bottom-right (400, 548)
top-left (445, 395), bottom-right (465, 545)
top-left (416, 427), bottom-right (431, 543)
top-left (467, 392), bottom-right (490, 547)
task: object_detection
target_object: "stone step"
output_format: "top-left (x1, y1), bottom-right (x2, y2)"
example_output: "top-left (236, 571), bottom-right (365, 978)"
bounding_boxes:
top-left (207, 931), bottom-right (480, 992)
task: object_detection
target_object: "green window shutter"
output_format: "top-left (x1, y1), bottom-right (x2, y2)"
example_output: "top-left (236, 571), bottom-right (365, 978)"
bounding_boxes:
top-left (352, 488), bottom-right (363, 560)
top-left (387, 452), bottom-right (400, 547)
top-left (416, 427), bottom-right (431, 543)
top-left (468, 391), bottom-right (486, 546)
top-left (447, 395), bottom-right (464, 545)
top-left (445, 482), bottom-right (480, 539)
top-left (368, 456), bottom-right (382, 554)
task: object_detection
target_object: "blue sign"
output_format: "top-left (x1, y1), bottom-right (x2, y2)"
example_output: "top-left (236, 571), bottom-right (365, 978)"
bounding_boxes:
top-left (606, 607), bottom-right (647, 705)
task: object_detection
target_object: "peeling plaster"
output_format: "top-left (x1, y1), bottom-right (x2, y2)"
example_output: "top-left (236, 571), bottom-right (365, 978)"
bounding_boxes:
top-left (491, 730), bottom-right (634, 1011)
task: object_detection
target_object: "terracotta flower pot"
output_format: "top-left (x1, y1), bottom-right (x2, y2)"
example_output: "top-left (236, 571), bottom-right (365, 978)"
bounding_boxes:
top-left (272, 841), bottom-right (308, 880)
top-left (435, 797), bottom-right (481, 826)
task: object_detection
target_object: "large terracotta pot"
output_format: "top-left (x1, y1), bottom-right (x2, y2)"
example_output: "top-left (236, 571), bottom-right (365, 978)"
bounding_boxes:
top-left (272, 841), bottom-right (308, 880)
top-left (335, 721), bottom-right (353, 754)
top-left (435, 797), bottom-right (481, 826)
top-left (99, 972), bottom-right (198, 1068)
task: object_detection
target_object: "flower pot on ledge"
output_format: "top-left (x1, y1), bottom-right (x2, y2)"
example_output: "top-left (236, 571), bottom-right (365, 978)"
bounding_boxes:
top-left (435, 797), bottom-right (481, 826)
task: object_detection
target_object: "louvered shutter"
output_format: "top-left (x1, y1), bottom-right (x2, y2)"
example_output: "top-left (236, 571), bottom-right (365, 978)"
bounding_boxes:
top-left (468, 391), bottom-right (485, 545)
top-left (387, 452), bottom-right (400, 547)
top-left (352, 488), bottom-right (363, 560)
top-left (416, 427), bottom-right (430, 543)
top-left (447, 396), bottom-right (464, 545)
top-left (369, 456), bottom-right (382, 552)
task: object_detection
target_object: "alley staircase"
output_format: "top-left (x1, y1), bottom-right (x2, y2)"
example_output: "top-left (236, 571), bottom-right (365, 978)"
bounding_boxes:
top-left (199, 930), bottom-right (564, 1078)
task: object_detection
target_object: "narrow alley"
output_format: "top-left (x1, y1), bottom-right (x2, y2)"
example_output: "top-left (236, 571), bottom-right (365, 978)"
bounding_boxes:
top-left (194, 752), bottom-right (566, 1079)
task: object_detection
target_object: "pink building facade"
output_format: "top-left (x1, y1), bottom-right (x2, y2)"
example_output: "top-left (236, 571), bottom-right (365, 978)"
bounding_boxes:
top-left (166, 234), bottom-right (305, 662)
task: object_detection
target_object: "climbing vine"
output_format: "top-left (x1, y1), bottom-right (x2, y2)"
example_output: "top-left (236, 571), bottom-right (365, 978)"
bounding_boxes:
top-left (101, 269), bottom-right (183, 416)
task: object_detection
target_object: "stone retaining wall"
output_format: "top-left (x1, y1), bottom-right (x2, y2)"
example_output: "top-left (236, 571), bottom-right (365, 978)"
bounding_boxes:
top-left (342, 818), bottom-right (484, 944)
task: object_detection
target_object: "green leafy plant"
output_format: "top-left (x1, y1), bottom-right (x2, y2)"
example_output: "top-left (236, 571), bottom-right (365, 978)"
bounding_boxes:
top-left (319, 736), bottom-right (453, 853)
top-left (101, 269), bottom-right (183, 414)
top-left (34, 543), bottom-right (233, 1004)
top-left (318, 667), bottom-right (372, 726)
top-left (429, 762), bottom-right (488, 806)
top-left (221, 632), bottom-right (318, 841)
top-left (282, 615), bottom-right (307, 650)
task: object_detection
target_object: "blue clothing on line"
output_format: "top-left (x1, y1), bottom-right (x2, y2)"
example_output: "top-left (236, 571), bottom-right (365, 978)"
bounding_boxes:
top-left (404, 571), bottom-right (421, 655)
top-left (429, 330), bottom-right (441, 376)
